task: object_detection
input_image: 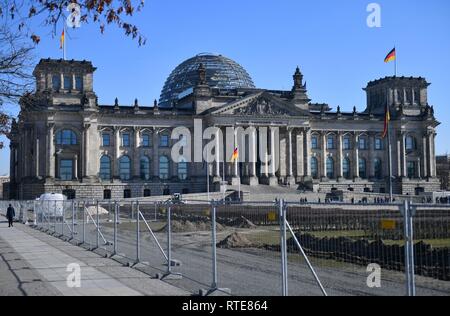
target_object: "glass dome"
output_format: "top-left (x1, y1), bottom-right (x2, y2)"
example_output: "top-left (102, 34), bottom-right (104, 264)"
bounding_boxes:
top-left (159, 53), bottom-right (255, 107)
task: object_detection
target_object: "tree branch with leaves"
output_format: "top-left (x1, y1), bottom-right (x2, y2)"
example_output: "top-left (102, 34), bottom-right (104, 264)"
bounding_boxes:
top-left (1, 0), bottom-right (147, 45)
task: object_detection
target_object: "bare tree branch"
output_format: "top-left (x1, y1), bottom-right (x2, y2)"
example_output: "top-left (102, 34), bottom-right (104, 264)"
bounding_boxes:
top-left (0, 22), bottom-right (35, 138)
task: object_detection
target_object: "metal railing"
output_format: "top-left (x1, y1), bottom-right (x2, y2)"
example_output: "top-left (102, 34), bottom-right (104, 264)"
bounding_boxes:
top-left (1, 198), bottom-right (449, 296)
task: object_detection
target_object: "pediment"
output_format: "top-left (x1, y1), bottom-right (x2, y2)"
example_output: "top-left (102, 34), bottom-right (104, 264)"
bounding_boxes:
top-left (211, 92), bottom-right (309, 117)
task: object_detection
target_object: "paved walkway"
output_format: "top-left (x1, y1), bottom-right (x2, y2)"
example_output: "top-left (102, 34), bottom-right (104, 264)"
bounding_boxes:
top-left (0, 218), bottom-right (189, 296)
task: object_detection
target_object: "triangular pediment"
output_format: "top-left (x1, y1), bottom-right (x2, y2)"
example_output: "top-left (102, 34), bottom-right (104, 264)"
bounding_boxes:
top-left (211, 91), bottom-right (309, 117)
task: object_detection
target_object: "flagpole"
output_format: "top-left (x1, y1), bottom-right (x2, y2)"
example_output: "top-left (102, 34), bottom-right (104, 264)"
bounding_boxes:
top-left (394, 46), bottom-right (397, 77)
top-left (237, 154), bottom-right (241, 202)
top-left (63, 24), bottom-right (66, 60)
top-left (387, 90), bottom-right (393, 202)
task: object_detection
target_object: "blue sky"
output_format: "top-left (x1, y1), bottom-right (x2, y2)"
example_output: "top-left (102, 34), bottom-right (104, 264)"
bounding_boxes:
top-left (0, 0), bottom-right (449, 175)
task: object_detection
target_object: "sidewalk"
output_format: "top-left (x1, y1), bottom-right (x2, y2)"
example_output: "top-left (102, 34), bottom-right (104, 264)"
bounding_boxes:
top-left (0, 219), bottom-right (189, 296)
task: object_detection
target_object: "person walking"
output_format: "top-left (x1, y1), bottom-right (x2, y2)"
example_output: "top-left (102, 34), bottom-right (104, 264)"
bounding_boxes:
top-left (6, 204), bottom-right (15, 228)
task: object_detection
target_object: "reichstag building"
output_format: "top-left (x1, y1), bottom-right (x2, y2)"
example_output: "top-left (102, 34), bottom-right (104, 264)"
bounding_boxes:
top-left (6, 53), bottom-right (440, 200)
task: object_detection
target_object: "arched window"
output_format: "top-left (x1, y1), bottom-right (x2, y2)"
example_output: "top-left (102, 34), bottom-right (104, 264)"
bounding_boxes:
top-left (359, 158), bottom-right (367, 179)
top-left (343, 158), bottom-right (351, 179)
top-left (327, 135), bottom-right (335, 149)
top-left (119, 156), bottom-right (131, 181)
top-left (99, 155), bottom-right (112, 180)
top-left (178, 159), bottom-right (188, 180)
top-left (374, 158), bottom-right (383, 179)
top-left (56, 130), bottom-right (77, 145)
top-left (406, 136), bottom-right (416, 151)
top-left (140, 156), bottom-right (151, 180)
top-left (311, 157), bottom-right (319, 179)
top-left (326, 157), bottom-right (335, 179)
top-left (159, 156), bottom-right (170, 180)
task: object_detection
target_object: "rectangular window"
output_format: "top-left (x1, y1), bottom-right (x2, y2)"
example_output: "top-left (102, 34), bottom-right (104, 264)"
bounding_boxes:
top-left (60, 159), bottom-right (73, 180)
top-left (144, 189), bottom-right (151, 197)
top-left (375, 138), bottom-right (383, 150)
top-left (343, 137), bottom-right (351, 150)
top-left (75, 76), bottom-right (83, 91)
top-left (122, 133), bottom-right (130, 147)
top-left (407, 161), bottom-right (416, 179)
top-left (103, 190), bottom-right (111, 200)
top-left (160, 135), bottom-right (170, 147)
top-left (102, 133), bottom-right (111, 147)
top-left (124, 189), bottom-right (132, 199)
top-left (64, 75), bottom-right (72, 90)
top-left (327, 136), bottom-right (335, 150)
top-left (311, 136), bottom-right (318, 149)
top-left (359, 138), bottom-right (367, 150)
top-left (52, 75), bottom-right (61, 90)
top-left (142, 134), bottom-right (151, 147)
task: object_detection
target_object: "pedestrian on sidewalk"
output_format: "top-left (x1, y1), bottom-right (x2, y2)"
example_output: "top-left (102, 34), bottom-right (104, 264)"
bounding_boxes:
top-left (6, 204), bottom-right (15, 228)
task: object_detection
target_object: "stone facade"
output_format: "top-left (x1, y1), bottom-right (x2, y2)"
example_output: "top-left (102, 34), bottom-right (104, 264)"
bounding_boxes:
top-left (0, 176), bottom-right (9, 199)
top-left (7, 56), bottom-right (441, 200)
top-left (436, 155), bottom-right (450, 191)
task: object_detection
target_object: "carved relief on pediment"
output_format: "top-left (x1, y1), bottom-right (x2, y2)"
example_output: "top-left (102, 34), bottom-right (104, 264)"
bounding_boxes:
top-left (233, 98), bottom-right (290, 116)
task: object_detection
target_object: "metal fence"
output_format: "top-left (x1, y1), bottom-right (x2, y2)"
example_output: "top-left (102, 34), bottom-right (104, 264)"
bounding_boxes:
top-left (0, 198), bottom-right (449, 296)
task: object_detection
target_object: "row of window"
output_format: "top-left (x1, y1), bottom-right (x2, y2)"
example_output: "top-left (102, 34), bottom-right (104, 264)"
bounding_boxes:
top-left (55, 130), bottom-right (419, 153)
top-left (310, 157), bottom-right (419, 179)
top-left (101, 132), bottom-right (170, 148)
top-left (99, 155), bottom-right (188, 181)
top-left (311, 135), bottom-right (417, 151)
top-left (52, 75), bottom-right (83, 91)
top-left (54, 129), bottom-right (171, 148)
top-left (310, 157), bottom-right (383, 180)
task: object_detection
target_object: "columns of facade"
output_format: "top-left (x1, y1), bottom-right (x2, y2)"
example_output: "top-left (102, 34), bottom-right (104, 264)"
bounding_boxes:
top-left (368, 133), bottom-right (373, 178)
top-left (23, 128), bottom-right (29, 178)
top-left (296, 129), bottom-right (305, 181)
top-left (269, 127), bottom-right (278, 186)
top-left (422, 134), bottom-right (428, 178)
top-left (133, 127), bottom-right (141, 179)
top-left (9, 144), bottom-right (15, 183)
top-left (337, 132), bottom-right (344, 180)
top-left (396, 135), bottom-right (402, 178)
top-left (214, 128), bottom-right (221, 181)
top-left (305, 128), bottom-right (312, 178)
top-left (231, 129), bottom-right (241, 185)
top-left (322, 132), bottom-right (327, 179)
top-left (82, 124), bottom-right (91, 179)
top-left (46, 123), bottom-right (55, 179)
top-left (428, 131), bottom-right (436, 177)
top-left (152, 129), bottom-right (159, 178)
top-left (35, 134), bottom-right (40, 178)
top-left (286, 128), bottom-right (295, 185)
top-left (249, 127), bottom-right (258, 185)
top-left (74, 155), bottom-right (78, 179)
top-left (401, 132), bottom-right (407, 177)
top-left (354, 133), bottom-right (360, 179)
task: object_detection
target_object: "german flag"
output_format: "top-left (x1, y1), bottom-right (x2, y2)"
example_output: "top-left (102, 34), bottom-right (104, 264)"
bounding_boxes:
top-left (384, 48), bottom-right (396, 63)
top-left (382, 104), bottom-right (391, 138)
top-left (231, 147), bottom-right (239, 163)
top-left (60, 29), bottom-right (65, 49)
